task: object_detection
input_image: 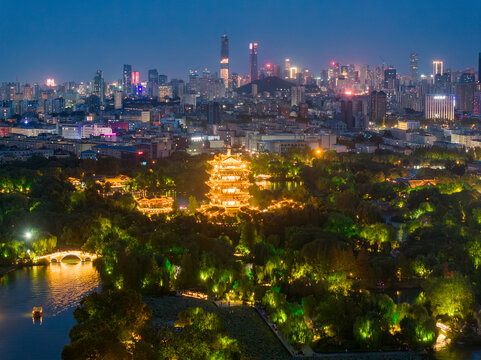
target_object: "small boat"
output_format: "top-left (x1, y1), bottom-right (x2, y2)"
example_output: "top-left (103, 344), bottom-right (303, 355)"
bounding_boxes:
top-left (32, 307), bottom-right (43, 319)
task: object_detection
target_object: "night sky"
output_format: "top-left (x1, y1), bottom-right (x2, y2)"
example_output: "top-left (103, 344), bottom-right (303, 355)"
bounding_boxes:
top-left (1, 0), bottom-right (480, 83)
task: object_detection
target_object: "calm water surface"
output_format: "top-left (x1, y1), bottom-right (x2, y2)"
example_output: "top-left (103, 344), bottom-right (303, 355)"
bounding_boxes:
top-left (0, 260), bottom-right (100, 360)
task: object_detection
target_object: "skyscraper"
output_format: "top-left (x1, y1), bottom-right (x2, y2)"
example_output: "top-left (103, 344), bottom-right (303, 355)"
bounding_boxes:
top-left (478, 52), bottom-right (481, 84)
top-left (148, 69), bottom-right (159, 97)
top-left (383, 67), bottom-right (396, 89)
top-left (370, 91), bottom-right (387, 124)
top-left (284, 59), bottom-right (291, 79)
top-left (123, 64), bottom-right (132, 97)
top-left (410, 53), bottom-right (419, 82)
top-left (92, 70), bottom-right (105, 104)
top-left (433, 60), bottom-right (443, 83)
top-left (249, 42), bottom-right (258, 83)
top-left (220, 34), bottom-right (229, 88)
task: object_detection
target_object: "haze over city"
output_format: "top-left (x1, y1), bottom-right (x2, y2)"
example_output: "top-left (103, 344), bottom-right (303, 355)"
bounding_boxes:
top-left (1, 0), bottom-right (481, 82)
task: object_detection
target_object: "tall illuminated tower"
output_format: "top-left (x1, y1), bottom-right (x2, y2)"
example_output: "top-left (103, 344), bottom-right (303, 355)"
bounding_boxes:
top-left (478, 52), bottom-right (481, 84)
top-left (284, 58), bottom-right (291, 79)
top-left (123, 64), bottom-right (132, 97)
top-left (433, 60), bottom-right (443, 78)
top-left (92, 70), bottom-right (105, 104)
top-left (220, 34), bottom-right (229, 88)
top-left (410, 53), bottom-right (419, 82)
top-left (249, 42), bottom-right (258, 82)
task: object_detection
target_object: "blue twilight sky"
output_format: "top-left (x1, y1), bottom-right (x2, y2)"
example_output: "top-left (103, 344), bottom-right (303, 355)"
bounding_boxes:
top-left (0, 0), bottom-right (480, 83)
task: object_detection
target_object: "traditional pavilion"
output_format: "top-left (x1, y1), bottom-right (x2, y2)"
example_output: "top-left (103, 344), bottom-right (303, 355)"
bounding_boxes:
top-left (206, 149), bottom-right (252, 212)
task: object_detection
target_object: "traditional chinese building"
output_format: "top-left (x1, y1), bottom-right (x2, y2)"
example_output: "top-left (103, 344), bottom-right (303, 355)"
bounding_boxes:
top-left (136, 195), bottom-right (174, 215)
top-left (206, 149), bottom-right (252, 212)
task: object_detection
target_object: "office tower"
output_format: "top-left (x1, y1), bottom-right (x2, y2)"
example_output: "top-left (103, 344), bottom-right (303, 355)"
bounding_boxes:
top-left (291, 86), bottom-right (304, 107)
top-left (410, 53), bottom-right (419, 82)
top-left (290, 67), bottom-right (298, 80)
top-left (425, 94), bottom-right (455, 120)
top-left (158, 74), bottom-right (168, 85)
top-left (207, 102), bottom-right (221, 124)
top-left (320, 70), bottom-right (329, 84)
top-left (478, 53), bottom-right (481, 83)
top-left (249, 42), bottom-right (258, 82)
top-left (284, 59), bottom-right (291, 79)
top-left (220, 34), bottom-right (229, 88)
top-left (369, 91), bottom-right (387, 124)
top-left (433, 60), bottom-right (443, 83)
top-left (359, 65), bottom-right (368, 89)
top-left (272, 65), bottom-right (282, 78)
top-left (474, 91), bottom-right (481, 114)
top-left (456, 73), bottom-right (476, 112)
top-left (384, 67), bottom-right (396, 89)
top-left (114, 91), bottom-right (122, 110)
top-left (122, 64), bottom-right (132, 96)
top-left (92, 70), bottom-right (105, 104)
top-left (148, 69), bottom-right (159, 97)
top-left (132, 71), bottom-right (140, 85)
top-left (340, 100), bottom-right (354, 129)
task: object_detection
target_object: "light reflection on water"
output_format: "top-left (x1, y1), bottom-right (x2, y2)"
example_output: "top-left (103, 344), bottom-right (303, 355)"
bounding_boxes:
top-left (0, 260), bottom-right (100, 360)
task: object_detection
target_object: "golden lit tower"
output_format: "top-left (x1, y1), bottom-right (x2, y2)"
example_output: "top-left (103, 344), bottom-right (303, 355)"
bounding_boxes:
top-left (206, 149), bottom-right (252, 211)
top-left (220, 34), bottom-right (229, 88)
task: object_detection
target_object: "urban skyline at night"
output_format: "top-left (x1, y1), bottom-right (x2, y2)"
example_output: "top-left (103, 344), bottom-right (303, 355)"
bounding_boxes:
top-left (4, 2), bottom-right (481, 359)
top-left (1, 0), bottom-right (481, 82)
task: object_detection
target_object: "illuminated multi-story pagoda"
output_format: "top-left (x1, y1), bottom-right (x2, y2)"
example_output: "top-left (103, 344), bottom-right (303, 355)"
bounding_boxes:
top-left (206, 149), bottom-right (252, 212)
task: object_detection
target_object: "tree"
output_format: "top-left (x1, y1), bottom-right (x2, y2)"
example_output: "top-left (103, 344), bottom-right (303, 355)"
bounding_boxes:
top-left (187, 195), bottom-right (200, 213)
top-left (425, 275), bottom-right (474, 320)
top-left (353, 314), bottom-right (381, 349)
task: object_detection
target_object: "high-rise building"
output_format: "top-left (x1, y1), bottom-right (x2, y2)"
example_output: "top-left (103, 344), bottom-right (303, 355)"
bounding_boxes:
top-left (148, 69), bottom-right (159, 97)
top-left (122, 64), bottom-right (132, 96)
top-left (158, 75), bottom-right (168, 85)
top-left (220, 34), bottom-right (229, 88)
top-left (92, 70), bottom-right (105, 104)
top-left (249, 42), bottom-right (258, 82)
top-left (114, 91), bottom-right (122, 110)
top-left (291, 86), bottom-right (304, 107)
top-left (456, 73), bottom-right (476, 112)
top-left (425, 94), bottom-right (455, 120)
top-left (340, 100), bottom-right (355, 129)
top-left (369, 91), bottom-right (387, 124)
top-left (208, 102), bottom-right (221, 124)
top-left (384, 67), bottom-right (396, 89)
top-left (433, 60), bottom-right (443, 83)
top-left (284, 59), bottom-right (291, 79)
top-left (132, 71), bottom-right (140, 85)
top-left (474, 91), bottom-right (481, 115)
top-left (478, 52), bottom-right (481, 84)
top-left (410, 53), bottom-right (419, 82)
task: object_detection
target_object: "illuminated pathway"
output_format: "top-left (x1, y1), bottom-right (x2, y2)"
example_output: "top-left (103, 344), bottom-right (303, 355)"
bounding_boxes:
top-left (36, 250), bottom-right (99, 263)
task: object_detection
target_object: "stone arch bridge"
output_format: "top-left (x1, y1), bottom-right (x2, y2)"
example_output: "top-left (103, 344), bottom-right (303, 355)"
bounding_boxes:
top-left (36, 250), bottom-right (99, 263)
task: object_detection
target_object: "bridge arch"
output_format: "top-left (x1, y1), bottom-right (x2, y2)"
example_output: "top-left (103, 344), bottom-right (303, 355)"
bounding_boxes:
top-left (60, 254), bottom-right (83, 262)
top-left (36, 250), bottom-right (99, 263)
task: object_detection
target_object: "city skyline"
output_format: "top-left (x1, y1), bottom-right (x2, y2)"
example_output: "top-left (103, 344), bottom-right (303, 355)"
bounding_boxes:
top-left (1, 0), bottom-right (481, 82)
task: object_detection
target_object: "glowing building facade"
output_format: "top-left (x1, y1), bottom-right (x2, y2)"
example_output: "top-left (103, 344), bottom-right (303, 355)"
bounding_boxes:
top-left (207, 150), bottom-right (251, 211)
top-left (249, 42), bottom-right (258, 83)
top-left (425, 94), bottom-right (455, 121)
top-left (220, 34), bottom-right (229, 88)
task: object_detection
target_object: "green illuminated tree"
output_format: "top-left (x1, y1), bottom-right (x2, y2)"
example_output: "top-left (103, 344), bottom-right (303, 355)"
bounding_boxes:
top-left (426, 275), bottom-right (474, 320)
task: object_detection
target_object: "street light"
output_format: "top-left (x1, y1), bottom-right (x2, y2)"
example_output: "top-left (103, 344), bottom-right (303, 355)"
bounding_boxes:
top-left (25, 231), bottom-right (32, 240)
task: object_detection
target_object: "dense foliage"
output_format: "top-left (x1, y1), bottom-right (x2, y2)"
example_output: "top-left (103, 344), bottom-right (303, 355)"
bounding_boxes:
top-left (2, 147), bottom-right (481, 356)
